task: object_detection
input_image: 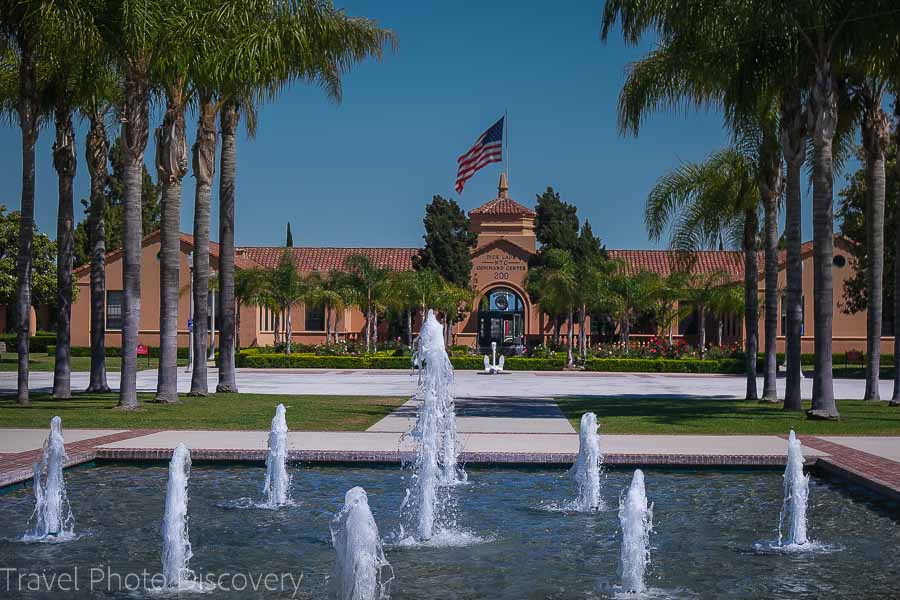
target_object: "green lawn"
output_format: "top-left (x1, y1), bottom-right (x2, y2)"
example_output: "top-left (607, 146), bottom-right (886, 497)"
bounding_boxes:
top-left (557, 397), bottom-right (900, 436)
top-left (0, 392), bottom-right (405, 431)
top-left (0, 352), bottom-right (187, 372)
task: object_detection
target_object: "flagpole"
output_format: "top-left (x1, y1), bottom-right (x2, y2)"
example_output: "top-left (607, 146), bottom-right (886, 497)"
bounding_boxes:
top-left (504, 108), bottom-right (509, 182)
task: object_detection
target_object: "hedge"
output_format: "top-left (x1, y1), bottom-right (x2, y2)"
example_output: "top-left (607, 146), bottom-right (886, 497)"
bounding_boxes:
top-left (0, 333), bottom-right (56, 353)
top-left (45, 345), bottom-right (189, 359)
top-left (236, 352), bottom-right (568, 371)
top-left (585, 358), bottom-right (744, 374)
top-left (756, 352), bottom-right (895, 366)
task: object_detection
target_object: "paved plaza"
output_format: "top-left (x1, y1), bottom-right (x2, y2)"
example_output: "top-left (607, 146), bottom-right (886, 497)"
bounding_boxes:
top-left (1, 367), bottom-right (895, 399)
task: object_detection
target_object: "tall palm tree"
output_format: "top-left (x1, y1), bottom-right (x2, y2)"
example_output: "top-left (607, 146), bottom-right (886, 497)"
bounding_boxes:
top-left (153, 50), bottom-right (190, 403)
top-left (644, 148), bottom-right (760, 398)
top-left (1, 0), bottom-right (50, 406)
top-left (97, 0), bottom-right (166, 410)
top-left (80, 52), bottom-right (118, 394)
top-left (214, 0), bottom-right (393, 390)
top-left (854, 76), bottom-right (890, 402)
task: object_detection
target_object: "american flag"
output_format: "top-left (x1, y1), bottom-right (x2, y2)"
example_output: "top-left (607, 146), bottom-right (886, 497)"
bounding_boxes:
top-left (455, 116), bottom-right (504, 193)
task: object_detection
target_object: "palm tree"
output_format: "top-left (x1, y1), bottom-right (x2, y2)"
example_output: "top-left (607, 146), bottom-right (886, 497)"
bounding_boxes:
top-left (527, 249), bottom-right (579, 366)
top-left (153, 49), bottom-right (190, 403)
top-left (96, 0), bottom-right (166, 410)
top-left (345, 254), bottom-right (390, 352)
top-left (682, 270), bottom-right (737, 358)
top-left (604, 268), bottom-right (661, 350)
top-left (644, 148), bottom-right (760, 398)
top-left (268, 250), bottom-right (305, 354)
top-left (82, 85), bottom-right (116, 394)
top-left (434, 281), bottom-right (475, 347)
top-left (1, 0), bottom-right (50, 406)
top-left (233, 267), bottom-right (265, 351)
top-left (211, 0), bottom-right (393, 391)
top-left (653, 270), bottom-right (689, 346)
top-left (854, 76), bottom-right (890, 402)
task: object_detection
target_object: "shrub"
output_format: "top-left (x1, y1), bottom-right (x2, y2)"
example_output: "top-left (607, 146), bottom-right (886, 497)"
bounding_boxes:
top-left (0, 333), bottom-right (56, 353)
top-left (585, 358), bottom-right (743, 374)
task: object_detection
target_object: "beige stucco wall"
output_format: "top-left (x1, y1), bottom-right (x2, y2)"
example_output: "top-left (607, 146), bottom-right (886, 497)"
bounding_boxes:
top-left (756, 241), bottom-right (894, 355)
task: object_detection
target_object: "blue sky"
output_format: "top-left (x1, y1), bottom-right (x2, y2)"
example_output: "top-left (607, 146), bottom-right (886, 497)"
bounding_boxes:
top-left (0, 0), bottom-right (838, 250)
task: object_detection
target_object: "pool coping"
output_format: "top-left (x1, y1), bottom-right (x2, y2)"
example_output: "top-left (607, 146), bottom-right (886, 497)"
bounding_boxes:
top-left (3, 433), bottom-right (899, 503)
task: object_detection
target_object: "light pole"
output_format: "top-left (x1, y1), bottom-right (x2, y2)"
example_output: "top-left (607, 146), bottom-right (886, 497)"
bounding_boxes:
top-left (208, 281), bottom-right (216, 362)
top-left (186, 252), bottom-right (194, 372)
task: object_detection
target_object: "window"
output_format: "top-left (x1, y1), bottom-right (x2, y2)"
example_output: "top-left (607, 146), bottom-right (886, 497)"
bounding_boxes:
top-left (259, 305), bottom-right (275, 332)
top-left (305, 305), bottom-right (325, 331)
top-left (832, 254), bottom-right (846, 268)
top-left (780, 294), bottom-right (805, 335)
top-left (106, 291), bottom-right (124, 330)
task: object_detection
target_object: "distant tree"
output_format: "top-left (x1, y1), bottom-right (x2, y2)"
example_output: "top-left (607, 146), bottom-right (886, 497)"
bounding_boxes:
top-left (73, 137), bottom-right (162, 268)
top-left (573, 220), bottom-right (606, 264)
top-left (285, 222), bottom-right (293, 247)
top-left (534, 187), bottom-right (578, 252)
top-left (413, 195), bottom-right (477, 287)
top-left (0, 206), bottom-right (56, 315)
top-left (838, 141), bottom-right (897, 323)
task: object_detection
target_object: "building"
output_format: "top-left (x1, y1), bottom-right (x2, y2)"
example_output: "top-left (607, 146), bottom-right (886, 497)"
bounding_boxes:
top-left (66, 173), bottom-right (887, 355)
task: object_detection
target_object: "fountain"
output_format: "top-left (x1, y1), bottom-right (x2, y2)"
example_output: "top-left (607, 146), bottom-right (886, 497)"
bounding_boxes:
top-left (160, 443), bottom-right (201, 590)
top-left (778, 430), bottom-right (809, 547)
top-left (402, 309), bottom-right (463, 541)
top-left (262, 403), bottom-right (291, 508)
top-left (27, 416), bottom-right (75, 540)
top-left (329, 487), bottom-right (392, 600)
top-left (568, 412), bottom-right (602, 511)
top-left (619, 469), bottom-right (653, 594)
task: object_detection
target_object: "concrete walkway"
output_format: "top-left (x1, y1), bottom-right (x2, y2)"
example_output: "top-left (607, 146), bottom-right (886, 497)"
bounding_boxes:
top-left (1, 367), bottom-right (894, 399)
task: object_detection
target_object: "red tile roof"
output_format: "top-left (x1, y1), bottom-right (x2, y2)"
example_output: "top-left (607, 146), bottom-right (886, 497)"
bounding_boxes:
top-left (238, 246), bottom-right (418, 272)
top-left (469, 196), bottom-right (536, 218)
top-left (181, 234), bottom-right (262, 270)
top-left (608, 249), bottom-right (746, 280)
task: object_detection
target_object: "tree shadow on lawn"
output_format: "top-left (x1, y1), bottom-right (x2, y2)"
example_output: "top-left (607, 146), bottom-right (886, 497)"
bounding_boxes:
top-left (554, 395), bottom-right (900, 433)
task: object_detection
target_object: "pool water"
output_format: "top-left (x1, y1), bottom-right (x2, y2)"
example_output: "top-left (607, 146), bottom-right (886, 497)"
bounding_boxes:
top-left (0, 464), bottom-right (897, 598)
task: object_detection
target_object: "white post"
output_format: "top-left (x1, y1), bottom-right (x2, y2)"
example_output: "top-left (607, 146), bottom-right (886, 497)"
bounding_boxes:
top-left (186, 254), bottom-right (194, 372)
top-left (208, 288), bottom-right (216, 362)
top-left (491, 341), bottom-right (497, 368)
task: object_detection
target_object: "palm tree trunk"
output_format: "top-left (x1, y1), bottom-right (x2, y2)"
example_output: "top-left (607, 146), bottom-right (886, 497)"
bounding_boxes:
top-left (861, 97), bottom-right (888, 402)
top-left (807, 55), bottom-right (839, 419)
top-left (235, 302), bottom-right (242, 351)
top-left (286, 309), bottom-right (293, 354)
top-left (566, 308), bottom-right (574, 367)
top-left (85, 112), bottom-right (110, 393)
top-left (622, 317), bottom-right (630, 350)
top-left (717, 317), bottom-right (723, 347)
top-left (155, 100), bottom-right (187, 403)
top-left (743, 205), bottom-right (759, 401)
top-left (761, 141), bottom-right (782, 402)
top-left (118, 69), bottom-right (151, 411)
top-left (374, 311), bottom-right (379, 349)
top-left (407, 309), bottom-right (413, 347)
top-left (189, 99), bottom-right (217, 396)
top-left (217, 101), bottom-right (239, 393)
top-left (52, 105), bottom-right (76, 400)
top-left (579, 305), bottom-right (587, 361)
top-left (780, 89), bottom-right (805, 411)
top-left (698, 304), bottom-right (706, 359)
top-left (893, 108), bottom-right (900, 407)
top-left (15, 44), bottom-right (38, 406)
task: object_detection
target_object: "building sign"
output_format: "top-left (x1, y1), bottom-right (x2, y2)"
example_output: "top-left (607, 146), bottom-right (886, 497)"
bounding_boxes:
top-left (473, 249), bottom-right (527, 288)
